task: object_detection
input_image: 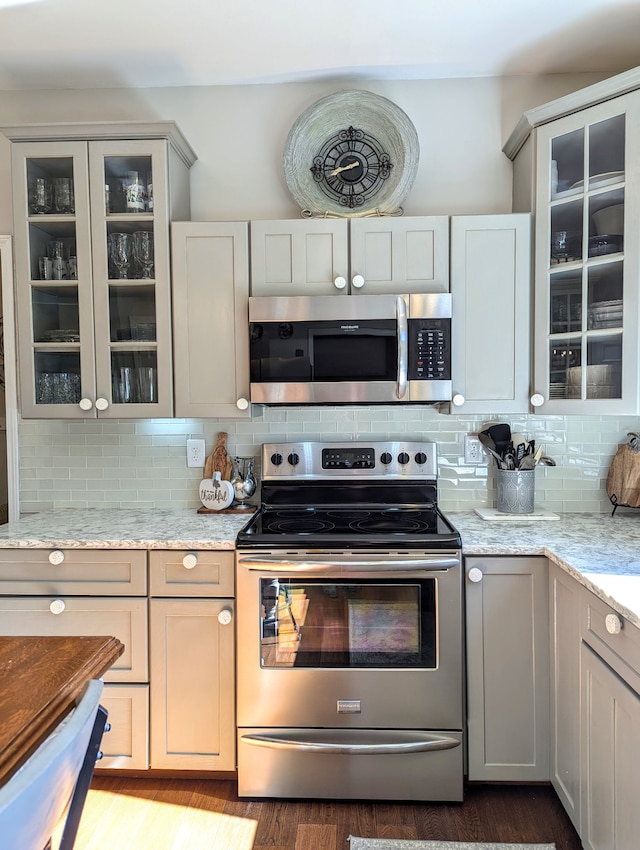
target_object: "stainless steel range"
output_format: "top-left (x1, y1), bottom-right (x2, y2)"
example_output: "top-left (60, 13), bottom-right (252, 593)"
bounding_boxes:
top-left (235, 440), bottom-right (463, 802)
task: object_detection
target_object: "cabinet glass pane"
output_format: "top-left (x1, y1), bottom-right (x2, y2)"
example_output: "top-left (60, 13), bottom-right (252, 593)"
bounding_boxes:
top-left (550, 199), bottom-right (582, 263)
top-left (111, 351), bottom-right (157, 404)
top-left (585, 335), bottom-right (622, 399)
top-left (588, 114), bottom-right (625, 185)
top-left (106, 224), bottom-right (154, 280)
top-left (29, 223), bottom-right (77, 282)
top-left (108, 284), bottom-right (156, 342)
top-left (551, 129), bottom-right (584, 199)
top-left (31, 285), bottom-right (80, 342)
top-left (104, 156), bottom-right (152, 215)
top-left (587, 262), bottom-right (623, 329)
top-left (550, 271), bottom-right (582, 334)
top-left (549, 339), bottom-right (581, 399)
top-left (34, 351), bottom-right (81, 405)
top-left (588, 189), bottom-right (624, 259)
top-left (27, 157), bottom-right (75, 216)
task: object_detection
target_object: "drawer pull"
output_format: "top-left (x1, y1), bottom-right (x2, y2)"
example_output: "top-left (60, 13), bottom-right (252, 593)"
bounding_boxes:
top-left (605, 613), bottom-right (623, 635)
top-left (218, 608), bottom-right (232, 626)
top-left (49, 599), bottom-right (66, 615)
top-left (48, 550), bottom-right (65, 566)
top-left (182, 553), bottom-right (198, 570)
top-left (468, 567), bottom-right (483, 583)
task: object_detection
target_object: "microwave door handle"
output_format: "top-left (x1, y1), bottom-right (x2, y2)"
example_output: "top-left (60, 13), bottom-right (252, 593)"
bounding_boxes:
top-left (396, 296), bottom-right (408, 399)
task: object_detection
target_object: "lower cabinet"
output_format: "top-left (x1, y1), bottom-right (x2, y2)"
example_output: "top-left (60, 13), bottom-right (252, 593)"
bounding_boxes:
top-left (465, 556), bottom-right (550, 781)
top-left (0, 546), bottom-right (237, 773)
top-left (149, 550), bottom-right (236, 770)
top-left (578, 583), bottom-right (640, 850)
top-left (549, 562), bottom-right (581, 830)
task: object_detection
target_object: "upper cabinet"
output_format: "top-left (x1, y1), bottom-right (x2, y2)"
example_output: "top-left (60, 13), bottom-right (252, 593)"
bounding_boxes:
top-left (171, 221), bottom-right (251, 418)
top-left (450, 213), bottom-right (532, 414)
top-left (505, 70), bottom-right (640, 414)
top-left (4, 122), bottom-right (195, 419)
top-left (250, 216), bottom-right (449, 296)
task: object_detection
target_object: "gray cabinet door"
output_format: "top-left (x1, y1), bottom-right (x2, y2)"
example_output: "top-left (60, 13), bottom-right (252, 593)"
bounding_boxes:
top-left (465, 556), bottom-right (550, 781)
top-left (171, 221), bottom-right (251, 417)
top-left (349, 215), bottom-right (449, 294)
top-left (149, 597), bottom-right (236, 770)
top-left (549, 562), bottom-right (581, 830)
top-left (450, 214), bottom-right (531, 414)
top-left (580, 642), bottom-right (640, 850)
top-left (250, 218), bottom-right (348, 295)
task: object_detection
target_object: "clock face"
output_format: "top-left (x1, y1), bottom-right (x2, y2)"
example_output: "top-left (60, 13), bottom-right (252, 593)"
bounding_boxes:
top-left (310, 126), bottom-right (393, 210)
top-left (283, 90), bottom-right (419, 217)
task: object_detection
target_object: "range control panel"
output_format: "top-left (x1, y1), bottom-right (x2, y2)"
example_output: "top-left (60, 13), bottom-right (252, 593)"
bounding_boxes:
top-left (261, 441), bottom-right (438, 480)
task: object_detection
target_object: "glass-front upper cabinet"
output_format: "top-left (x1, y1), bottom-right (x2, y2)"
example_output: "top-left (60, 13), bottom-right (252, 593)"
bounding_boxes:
top-left (533, 92), bottom-right (640, 414)
top-left (7, 125), bottom-right (194, 418)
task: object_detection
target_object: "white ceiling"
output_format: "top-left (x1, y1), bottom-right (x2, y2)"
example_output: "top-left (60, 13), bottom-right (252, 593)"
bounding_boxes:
top-left (0, 0), bottom-right (639, 91)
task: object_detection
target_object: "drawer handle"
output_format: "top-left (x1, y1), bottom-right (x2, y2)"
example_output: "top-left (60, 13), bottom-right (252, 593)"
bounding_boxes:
top-left (605, 613), bottom-right (623, 635)
top-left (48, 550), bottom-right (65, 566)
top-left (182, 553), bottom-right (198, 570)
top-left (218, 608), bottom-right (232, 626)
top-left (49, 599), bottom-right (66, 615)
top-left (468, 567), bottom-right (483, 583)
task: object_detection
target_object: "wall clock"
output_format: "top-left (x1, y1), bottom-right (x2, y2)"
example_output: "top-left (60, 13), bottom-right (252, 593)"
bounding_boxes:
top-left (283, 90), bottom-right (420, 218)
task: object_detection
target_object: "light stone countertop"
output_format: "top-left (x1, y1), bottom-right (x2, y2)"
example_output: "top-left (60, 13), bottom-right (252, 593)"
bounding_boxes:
top-left (450, 510), bottom-right (640, 628)
top-left (1, 507), bottom-right (639, 628)
top-left (0, 508), bottom-right (251, 550)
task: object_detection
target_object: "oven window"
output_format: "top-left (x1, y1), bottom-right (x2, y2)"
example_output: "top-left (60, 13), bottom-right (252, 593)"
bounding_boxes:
top-left (260, 578), bottom-right (436, 669)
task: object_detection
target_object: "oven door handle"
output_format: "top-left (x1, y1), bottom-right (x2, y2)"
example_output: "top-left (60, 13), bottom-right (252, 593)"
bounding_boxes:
top-left (238, 556), bottom-right (460, 572)
top-left (396, 295), bottom-right (408, 400)
top-left (241, 730), bottom-right (461, 755)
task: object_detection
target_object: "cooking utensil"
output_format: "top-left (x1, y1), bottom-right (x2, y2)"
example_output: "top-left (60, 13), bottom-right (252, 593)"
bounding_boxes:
top-left (478, 431), bottom-right (505, 467)
top-left (538, 456), bottom-right (556, 467)
top-left (485, 423), bottom-right (512, 456)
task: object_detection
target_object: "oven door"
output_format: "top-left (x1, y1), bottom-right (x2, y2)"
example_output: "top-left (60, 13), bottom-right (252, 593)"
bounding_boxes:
top-left (236, 551), bottom-right (463, 730)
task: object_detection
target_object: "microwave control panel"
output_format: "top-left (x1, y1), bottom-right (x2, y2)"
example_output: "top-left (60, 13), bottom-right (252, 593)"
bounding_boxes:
top-left (408, 318), bottom-right (451, 381)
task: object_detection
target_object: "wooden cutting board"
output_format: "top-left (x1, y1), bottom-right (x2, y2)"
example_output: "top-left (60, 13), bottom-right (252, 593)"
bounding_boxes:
top-left (204, 431), bottom-right (233, 481)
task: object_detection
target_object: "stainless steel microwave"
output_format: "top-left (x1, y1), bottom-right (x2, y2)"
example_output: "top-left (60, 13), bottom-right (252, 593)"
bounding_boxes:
top-left (249, 293), bottom-right (452, 404)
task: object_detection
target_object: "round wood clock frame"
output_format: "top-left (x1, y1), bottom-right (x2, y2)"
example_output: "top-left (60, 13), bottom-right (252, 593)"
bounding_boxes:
top-left (283, 90), bottom-right (420, 218)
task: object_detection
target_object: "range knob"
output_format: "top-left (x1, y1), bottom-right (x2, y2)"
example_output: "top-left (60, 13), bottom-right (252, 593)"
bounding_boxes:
top-left (288, 452), bottom-right (300, 466)
top-left (380, 452), bottom-right (393, 465)
top-left (270, 452), bottom-right (283, 466)
top-left (398, 451), bottom-right (410, 465)
top-left (415, 451), bottom-right (427, 465)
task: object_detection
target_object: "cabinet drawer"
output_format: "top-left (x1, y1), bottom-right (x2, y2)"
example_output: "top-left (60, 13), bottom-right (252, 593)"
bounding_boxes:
top-left (0, 597), bottom-right (148, 682)
top-left (582, 587), bottom-right (640, 695)
top-left (149, 550), bottom-right (234, 597)
top-left (0, 549), bottom-right (147, 595)
top-left (97, 684), bottom-right (149, 770)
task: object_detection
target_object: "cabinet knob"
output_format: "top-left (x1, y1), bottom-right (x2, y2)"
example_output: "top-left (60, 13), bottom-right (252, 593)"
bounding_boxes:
top-left (236, 398), bottom-right (249, 410)
top-left (79, 398), bottom-right (93, 411)
top-left (49, 599), bottom-right (66, 615)
top-left (452, 393), bottom-right (465, 406)
top-left (605, 613), bottom-right (623, 635)
top-left (218, 608), bottom-right (233, 626)
top-left (352, 274), bottom-right (365, 289)
top-left (48, 549), bottom-right (65, 566)
top-left (530, 393), bottom-right (545, 408)
top-left (334, 276), bottom-right (347, 290)
top-left (182, 553), bottom-right (198, 570)
top-left (95, 397), bottom-right (109, 411)
top-left (468, 567), bottom-right (483, 583)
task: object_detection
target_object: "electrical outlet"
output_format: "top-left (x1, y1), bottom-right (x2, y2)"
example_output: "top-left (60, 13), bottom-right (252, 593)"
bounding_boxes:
top-left (464, 435), bottom-right (485, 465)
top-left (186, 438), bottom-right (206, 468)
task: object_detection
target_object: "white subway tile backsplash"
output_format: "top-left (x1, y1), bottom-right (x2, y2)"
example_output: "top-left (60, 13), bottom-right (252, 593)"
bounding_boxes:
top-left (15, 408), bottom-right (640, 513)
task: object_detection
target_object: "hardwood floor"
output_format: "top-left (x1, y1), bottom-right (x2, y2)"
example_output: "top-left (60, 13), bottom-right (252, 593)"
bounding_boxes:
top-left (63, 777), bottom-right (583, 850)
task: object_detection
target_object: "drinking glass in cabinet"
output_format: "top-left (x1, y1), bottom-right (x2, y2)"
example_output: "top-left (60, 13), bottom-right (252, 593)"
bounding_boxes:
top-left (108, 232), bottom-right (133, 279)
top-left (53, 177), bottom-right (74, 214)
top-left (28, 177), bottom-right (52, 215)
top-left (133, 231), bottom-right (154, 278)
top-left (124, 171), bottom-right (146, 213)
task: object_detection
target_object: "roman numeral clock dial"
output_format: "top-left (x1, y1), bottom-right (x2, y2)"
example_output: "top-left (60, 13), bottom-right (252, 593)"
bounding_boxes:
top-left (282, 89), bottom-right (420, 217)
top-left (310, 127), bottom-right (393, 210)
